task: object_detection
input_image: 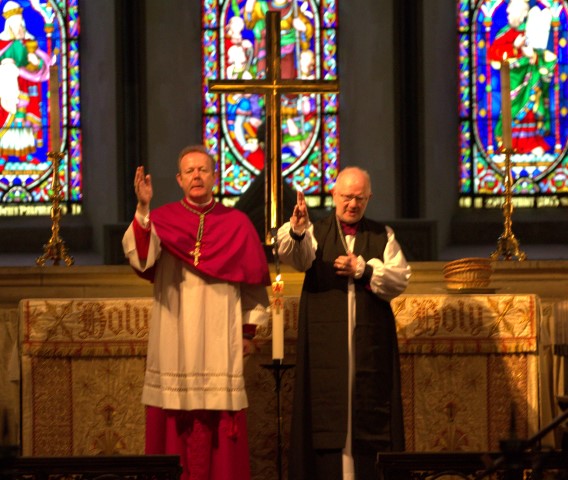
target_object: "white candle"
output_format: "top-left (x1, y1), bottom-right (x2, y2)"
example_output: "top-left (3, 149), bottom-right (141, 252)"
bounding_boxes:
top-left (49, 65), bottom-right (60, 151)
top-left (271, 274), bottom-right (284, 360)
top-left (500, 56), bottom-right (512, 150)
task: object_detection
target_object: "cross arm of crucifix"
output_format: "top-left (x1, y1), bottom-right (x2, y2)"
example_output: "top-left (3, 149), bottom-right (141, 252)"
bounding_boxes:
top-left (208, 11), bottom-right (339, 244)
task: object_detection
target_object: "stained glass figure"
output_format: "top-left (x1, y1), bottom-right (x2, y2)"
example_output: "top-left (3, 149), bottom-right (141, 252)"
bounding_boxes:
top-left (202, 0), bottom-right (339, 208)
top-left (0, 0), bottom-right (81, 216)
top-left (459, 0), bottom-right (568, 209)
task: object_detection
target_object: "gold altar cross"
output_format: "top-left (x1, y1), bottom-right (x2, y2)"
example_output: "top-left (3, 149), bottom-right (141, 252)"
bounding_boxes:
top-left (208, 10), bottom-right (339, 244)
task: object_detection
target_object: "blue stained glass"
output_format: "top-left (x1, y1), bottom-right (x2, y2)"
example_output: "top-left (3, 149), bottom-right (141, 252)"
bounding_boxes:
top-left (201, 0), bottom-right (339, 206)
top-left (459, 0), bottom-right (568, 207)
top-left (0, 0), bottom-right (82, 215)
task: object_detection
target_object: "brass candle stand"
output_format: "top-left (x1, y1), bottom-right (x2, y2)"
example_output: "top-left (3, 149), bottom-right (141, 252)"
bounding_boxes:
top-left (490, 148), bottom-right (526, 261)
top-left (36, 151), bottom-right (74, 266)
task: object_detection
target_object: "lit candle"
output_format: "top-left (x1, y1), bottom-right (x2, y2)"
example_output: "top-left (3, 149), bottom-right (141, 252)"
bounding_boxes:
top-left (49, 65), bottom-right (60, 152)
top-left (500, 56), bottom-right (512, 150)
top-left (271, 274), bottom-right (284, 360)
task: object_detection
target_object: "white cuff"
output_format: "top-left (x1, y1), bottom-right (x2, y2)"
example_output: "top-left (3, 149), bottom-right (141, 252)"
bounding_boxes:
top-left (135, 210), bottom-right (150, 229)
top-left (291, 220), bottom-right (311, 236)
top-left (354, 255), bottom-right (366, 279)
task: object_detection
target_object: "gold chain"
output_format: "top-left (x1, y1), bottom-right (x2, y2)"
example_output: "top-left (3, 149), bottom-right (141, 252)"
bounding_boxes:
top-left (335, 215), bottom-right (351, 254)
top-left (180, 200), bottom-right (216, 265)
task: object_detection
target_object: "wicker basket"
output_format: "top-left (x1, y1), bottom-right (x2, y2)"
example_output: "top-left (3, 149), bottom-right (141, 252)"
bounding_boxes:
top-left (443, 257), bottom-right (494, 290)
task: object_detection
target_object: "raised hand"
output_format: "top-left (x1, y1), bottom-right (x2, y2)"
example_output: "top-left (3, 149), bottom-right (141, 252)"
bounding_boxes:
top-left (290, 189), bottom-right (309, 234)
top-left (134, 166), bottom-right (153, 215)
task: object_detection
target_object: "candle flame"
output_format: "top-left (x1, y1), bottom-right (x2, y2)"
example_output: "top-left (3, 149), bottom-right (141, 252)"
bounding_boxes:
top-left (276, 274), bottom-right (281, 282)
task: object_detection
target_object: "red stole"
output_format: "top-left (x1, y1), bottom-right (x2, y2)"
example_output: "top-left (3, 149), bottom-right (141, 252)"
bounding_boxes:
top-left (148, 200), bottom-right (270, 286)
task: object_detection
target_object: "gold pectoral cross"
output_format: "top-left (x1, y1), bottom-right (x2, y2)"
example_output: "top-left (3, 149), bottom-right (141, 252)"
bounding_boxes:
top-left (189, 241), bottom-right (201, 266)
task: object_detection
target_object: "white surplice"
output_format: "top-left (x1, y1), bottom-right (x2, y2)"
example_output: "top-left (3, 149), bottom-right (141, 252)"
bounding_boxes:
top-left (123, 223), bottom-right (269, 412)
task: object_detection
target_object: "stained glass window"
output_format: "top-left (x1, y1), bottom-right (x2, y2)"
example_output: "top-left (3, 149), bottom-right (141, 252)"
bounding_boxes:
top-left (0, 0), bottom-right (80, 216)
top-left (201, 0), bottom-right (339, 208)
top-left (458, 0), bottom-right (568, 208)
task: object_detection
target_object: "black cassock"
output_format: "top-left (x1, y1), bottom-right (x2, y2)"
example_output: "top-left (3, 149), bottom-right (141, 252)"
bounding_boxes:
top-left (288, 214), bottom-right (405, 480)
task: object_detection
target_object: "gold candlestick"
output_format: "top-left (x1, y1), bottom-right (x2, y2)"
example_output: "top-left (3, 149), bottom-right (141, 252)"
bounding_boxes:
top-left (36, 151), bottom-right (74, 266)
top-left (490, 56), bottom-right (526, 261)
top-left (490, 148), bottom-right (526, 261)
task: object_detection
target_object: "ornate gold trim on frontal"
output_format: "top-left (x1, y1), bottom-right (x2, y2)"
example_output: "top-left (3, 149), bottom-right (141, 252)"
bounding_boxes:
top-left (392, 294), bottom-right (538, 354)
top-left (21, 298), bottom-right (152, 357)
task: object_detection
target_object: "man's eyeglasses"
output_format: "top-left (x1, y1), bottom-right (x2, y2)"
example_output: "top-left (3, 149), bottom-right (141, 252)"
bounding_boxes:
top-left (338, 194), bottom-right (369, 204)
